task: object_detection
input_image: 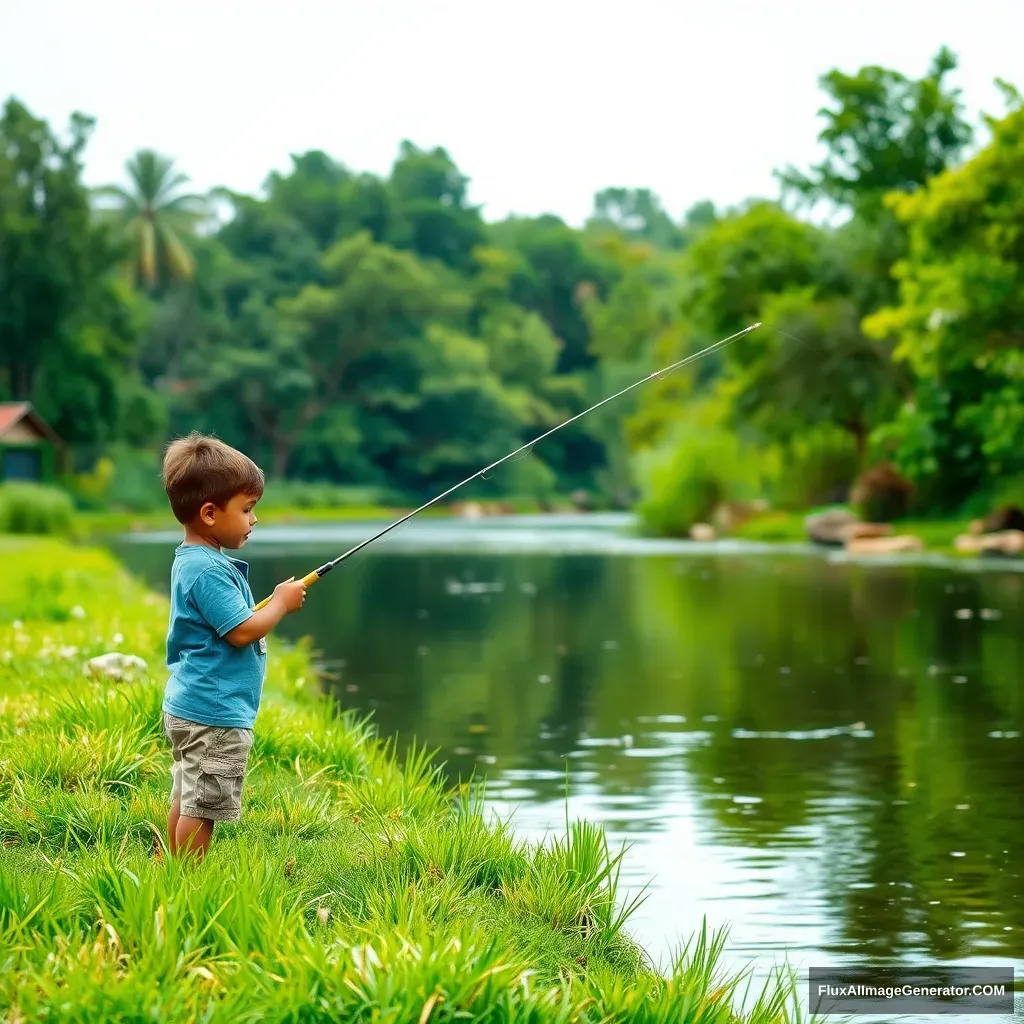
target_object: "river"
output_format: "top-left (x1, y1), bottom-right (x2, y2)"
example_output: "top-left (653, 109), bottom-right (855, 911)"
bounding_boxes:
top-left (110, 512), bottom-right (1023, 1012)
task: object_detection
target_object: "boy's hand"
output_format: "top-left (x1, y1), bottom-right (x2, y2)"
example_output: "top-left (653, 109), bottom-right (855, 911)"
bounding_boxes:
top-left (273, 576), bottom-right (307, 613)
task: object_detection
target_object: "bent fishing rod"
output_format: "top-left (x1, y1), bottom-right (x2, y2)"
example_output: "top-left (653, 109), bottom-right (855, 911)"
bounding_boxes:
top-left (253, 321), bottom-right (761, 610)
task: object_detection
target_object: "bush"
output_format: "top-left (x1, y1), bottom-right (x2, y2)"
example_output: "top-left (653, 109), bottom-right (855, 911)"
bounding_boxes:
top-left (770, 428), bottom-right (859, 511)
top-left (0, 482), bottom-right (75, 535)
top-left (850, 461), bottom-right (914, 522)
top-left (635, 416), bottom-right (769, 537)
top-left (67, 446), bottom-right (166, 513)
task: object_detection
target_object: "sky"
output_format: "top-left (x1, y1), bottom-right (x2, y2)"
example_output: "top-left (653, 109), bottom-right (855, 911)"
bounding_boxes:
top-left (2, 0), bottom-right (1021, 227)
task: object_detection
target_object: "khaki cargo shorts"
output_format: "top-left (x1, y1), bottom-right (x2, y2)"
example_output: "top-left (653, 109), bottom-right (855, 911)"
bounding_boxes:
top-left (163, 711), bottom-right (254, 822)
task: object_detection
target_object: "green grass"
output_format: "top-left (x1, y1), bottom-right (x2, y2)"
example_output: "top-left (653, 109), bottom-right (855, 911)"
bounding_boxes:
top-left (0, 537), bottom-right (804, 1022)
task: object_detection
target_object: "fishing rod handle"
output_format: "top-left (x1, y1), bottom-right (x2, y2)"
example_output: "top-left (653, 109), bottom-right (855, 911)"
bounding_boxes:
top-left (252, 568), bottom-right (323, 612)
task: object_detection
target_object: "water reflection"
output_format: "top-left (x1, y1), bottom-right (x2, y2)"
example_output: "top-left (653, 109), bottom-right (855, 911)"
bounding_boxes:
top-left (112, 517), bottom-right (1023, 995)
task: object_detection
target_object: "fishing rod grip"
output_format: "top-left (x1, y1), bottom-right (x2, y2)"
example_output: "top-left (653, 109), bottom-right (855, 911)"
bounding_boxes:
top-left (252, 568), bottom-right (323, 612)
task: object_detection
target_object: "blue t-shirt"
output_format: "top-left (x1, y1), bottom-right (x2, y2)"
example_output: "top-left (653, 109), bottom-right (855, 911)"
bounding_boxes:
top-left (163, 543), bottom-right (267, 729)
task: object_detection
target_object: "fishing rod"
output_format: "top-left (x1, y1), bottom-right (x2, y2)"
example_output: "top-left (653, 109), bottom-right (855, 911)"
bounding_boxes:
top-left (252, 321), bottom-right (761, 611)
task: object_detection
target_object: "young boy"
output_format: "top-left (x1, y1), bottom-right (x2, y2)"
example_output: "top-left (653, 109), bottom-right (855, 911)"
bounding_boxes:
top-left (160, 432), bottom-right (307, 858)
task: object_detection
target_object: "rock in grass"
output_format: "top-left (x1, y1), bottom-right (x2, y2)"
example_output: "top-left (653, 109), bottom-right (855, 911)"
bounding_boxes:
top-left (84, 651), bottom-right (149, 682)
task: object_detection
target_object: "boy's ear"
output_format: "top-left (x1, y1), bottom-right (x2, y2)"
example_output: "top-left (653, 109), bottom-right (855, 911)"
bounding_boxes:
top-left (199, 501), bottom-right (218, 525)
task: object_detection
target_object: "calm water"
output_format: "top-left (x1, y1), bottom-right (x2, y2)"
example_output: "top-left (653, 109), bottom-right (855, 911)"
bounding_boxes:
top-left (112, 514), bottom-right (1024, 1011)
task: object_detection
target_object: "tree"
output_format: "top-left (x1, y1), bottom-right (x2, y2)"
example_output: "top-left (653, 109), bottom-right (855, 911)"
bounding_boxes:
top-left (95, 149), bottom-right (208, 290)
top-left (264, 231), bottom-right (462, 477)
top-left (734, 289), bottom-right (904, 467)
top-left (488, 213), bottom-right (616, 374)
top-left (863, 96), bottom-right (1024, 507)
top-left (388, 141), bottom-right (485, 271)
top-left (776, 46), bottom-right (973, 221)
top-left (0, 97), bottom-right (138, 443)
top-left (680, 201), bottom-right (827, 343)
top-left (263, 150), bottom-right (350, 251)
top-left (589, 187), bottom-right (683, 249)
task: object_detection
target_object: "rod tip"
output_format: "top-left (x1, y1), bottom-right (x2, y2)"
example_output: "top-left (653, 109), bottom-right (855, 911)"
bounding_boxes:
top-left (750, 322), bottom-right (762, 330)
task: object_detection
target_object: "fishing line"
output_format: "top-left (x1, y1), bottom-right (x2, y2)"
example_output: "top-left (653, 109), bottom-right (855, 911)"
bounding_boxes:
top-left (252, 321), bottom-right (762, 610)
top-left (770, 325), bottom-right (823, 357)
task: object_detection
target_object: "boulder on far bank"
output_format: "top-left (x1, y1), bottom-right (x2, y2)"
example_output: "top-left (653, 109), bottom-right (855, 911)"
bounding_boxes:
top-left (805, 509), bottom-right (860, 546)
top-left (980, 505), bottom-right (1024, 534)
top-left (845, 534), bottom-right (924, 555)
top-left (845, 522), bottom-right (893, 541)
top-left (955, 529), bottom-right (1024, 556)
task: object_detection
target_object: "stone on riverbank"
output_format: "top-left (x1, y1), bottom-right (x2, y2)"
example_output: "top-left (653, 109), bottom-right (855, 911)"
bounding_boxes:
top-left (954, 529), bottom-right (1024, 556)
top-left (845, 534), bottom-right (924, 555)
top-left (805, 509), bottom-right (860, 546)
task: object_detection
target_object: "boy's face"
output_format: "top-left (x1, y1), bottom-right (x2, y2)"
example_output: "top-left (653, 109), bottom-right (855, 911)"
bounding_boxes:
top-left (197, 492), bottom-right (260, 550)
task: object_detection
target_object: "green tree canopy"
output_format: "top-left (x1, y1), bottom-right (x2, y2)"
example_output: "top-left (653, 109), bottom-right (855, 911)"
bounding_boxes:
top-left (864, 97), bottom-right (1024, 506)
top-left (0, 97), bottom-right (138, 444)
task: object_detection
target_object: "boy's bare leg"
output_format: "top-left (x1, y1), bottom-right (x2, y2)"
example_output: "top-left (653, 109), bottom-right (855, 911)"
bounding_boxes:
top-left (175, 814), bottom-right (214, 858)
top-left (167, 798), bottom-right (181, 856)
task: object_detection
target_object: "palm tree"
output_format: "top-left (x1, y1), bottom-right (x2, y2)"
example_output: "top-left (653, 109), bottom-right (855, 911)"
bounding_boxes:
top-left (95, 150), bottom-right (208, 290)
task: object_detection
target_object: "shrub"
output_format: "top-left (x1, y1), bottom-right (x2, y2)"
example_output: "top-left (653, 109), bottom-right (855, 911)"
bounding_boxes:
top-left (0, 482), bottom-right (74, 534)
top-left (850, 461), bottom-right (914, 522)
top-left (635, 416), bottom-right (769, 537)
top-left (770, 427), bottom-right (859, 511)
top-left (67, 446), bottom-right (166, 513)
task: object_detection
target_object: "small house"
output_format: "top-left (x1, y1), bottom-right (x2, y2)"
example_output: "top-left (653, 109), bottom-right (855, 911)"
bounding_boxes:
top-left (0, 403), bottom-right (64, 484)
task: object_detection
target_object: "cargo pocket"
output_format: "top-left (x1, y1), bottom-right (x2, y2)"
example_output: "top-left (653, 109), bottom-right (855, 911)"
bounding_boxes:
top-left (196, 755), bottom-right (245, 812)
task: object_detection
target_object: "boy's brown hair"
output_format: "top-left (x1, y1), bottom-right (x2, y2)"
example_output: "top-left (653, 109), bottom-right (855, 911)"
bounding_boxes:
top-left (162, 432), bottom-right (265, 524)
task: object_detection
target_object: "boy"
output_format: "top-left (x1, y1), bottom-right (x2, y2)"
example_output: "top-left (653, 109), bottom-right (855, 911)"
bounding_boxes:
top-left (160, 432), bottom-right (307, 858)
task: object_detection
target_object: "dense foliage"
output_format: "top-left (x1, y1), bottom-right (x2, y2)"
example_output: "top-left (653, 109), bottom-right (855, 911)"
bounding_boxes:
top-left (1, 46), bottom-right (1020, 527)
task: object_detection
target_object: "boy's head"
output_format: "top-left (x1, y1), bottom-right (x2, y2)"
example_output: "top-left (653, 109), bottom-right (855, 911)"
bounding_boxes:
top-left (162, 433), bottom-right (265, 550)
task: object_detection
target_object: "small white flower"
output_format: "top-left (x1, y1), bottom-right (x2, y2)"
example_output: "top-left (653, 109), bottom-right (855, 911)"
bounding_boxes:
top-left (12, 620), bottom-right (23, 631)
top-left (70, 606), bottom-right (86, 620)
top-left (112, 633), bottom-right (124, 646)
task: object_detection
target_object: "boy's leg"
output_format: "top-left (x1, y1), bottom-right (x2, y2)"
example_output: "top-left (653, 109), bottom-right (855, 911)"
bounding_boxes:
top-left (174, 719), bottom-right (253, 859)
top-left (167, 798), bottom-right (181, 856)
top-left (175, 813), bottom-right (215, 858)
top-left (164, 716), bottom-right (183, 858)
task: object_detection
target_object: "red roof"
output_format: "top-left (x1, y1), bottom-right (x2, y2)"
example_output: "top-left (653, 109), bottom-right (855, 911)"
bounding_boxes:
top-left (0, 403), bottom-right (30, 434)
top-left (0, 403), bottom-right (63, 445)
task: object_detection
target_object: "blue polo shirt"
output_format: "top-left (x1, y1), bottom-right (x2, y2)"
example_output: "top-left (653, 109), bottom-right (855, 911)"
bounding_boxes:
top-left (163, 543), bottom-right (267, 729)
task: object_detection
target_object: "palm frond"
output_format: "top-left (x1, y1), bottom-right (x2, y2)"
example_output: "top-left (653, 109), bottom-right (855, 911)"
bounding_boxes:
top-left (154, 170), bottom-right (193, 206)
top-left (159, 223), bottom-right (196, 282)
top-left (104, 148), bottom-right (204, 286)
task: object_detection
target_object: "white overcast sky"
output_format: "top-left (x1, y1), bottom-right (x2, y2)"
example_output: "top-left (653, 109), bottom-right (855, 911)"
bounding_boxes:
top-left (2, 1), bottom-right (1021, 226)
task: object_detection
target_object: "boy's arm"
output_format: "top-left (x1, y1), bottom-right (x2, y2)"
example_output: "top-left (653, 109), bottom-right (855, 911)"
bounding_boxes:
top-left (224, 578), bottom-right (306, 647)
top-left (189, 570), bottom-right (307, 649)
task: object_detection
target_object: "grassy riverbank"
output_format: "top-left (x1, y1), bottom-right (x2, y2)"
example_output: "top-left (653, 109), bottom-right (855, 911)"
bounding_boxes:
top-left (0, 538), bottom-right (801, 1022)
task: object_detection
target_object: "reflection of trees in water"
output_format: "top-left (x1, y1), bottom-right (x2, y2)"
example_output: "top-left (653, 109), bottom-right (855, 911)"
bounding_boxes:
top-left (626, 555), bottom-right (1024, 962)
top-left (112, 538), bottom-right (1024, 962)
